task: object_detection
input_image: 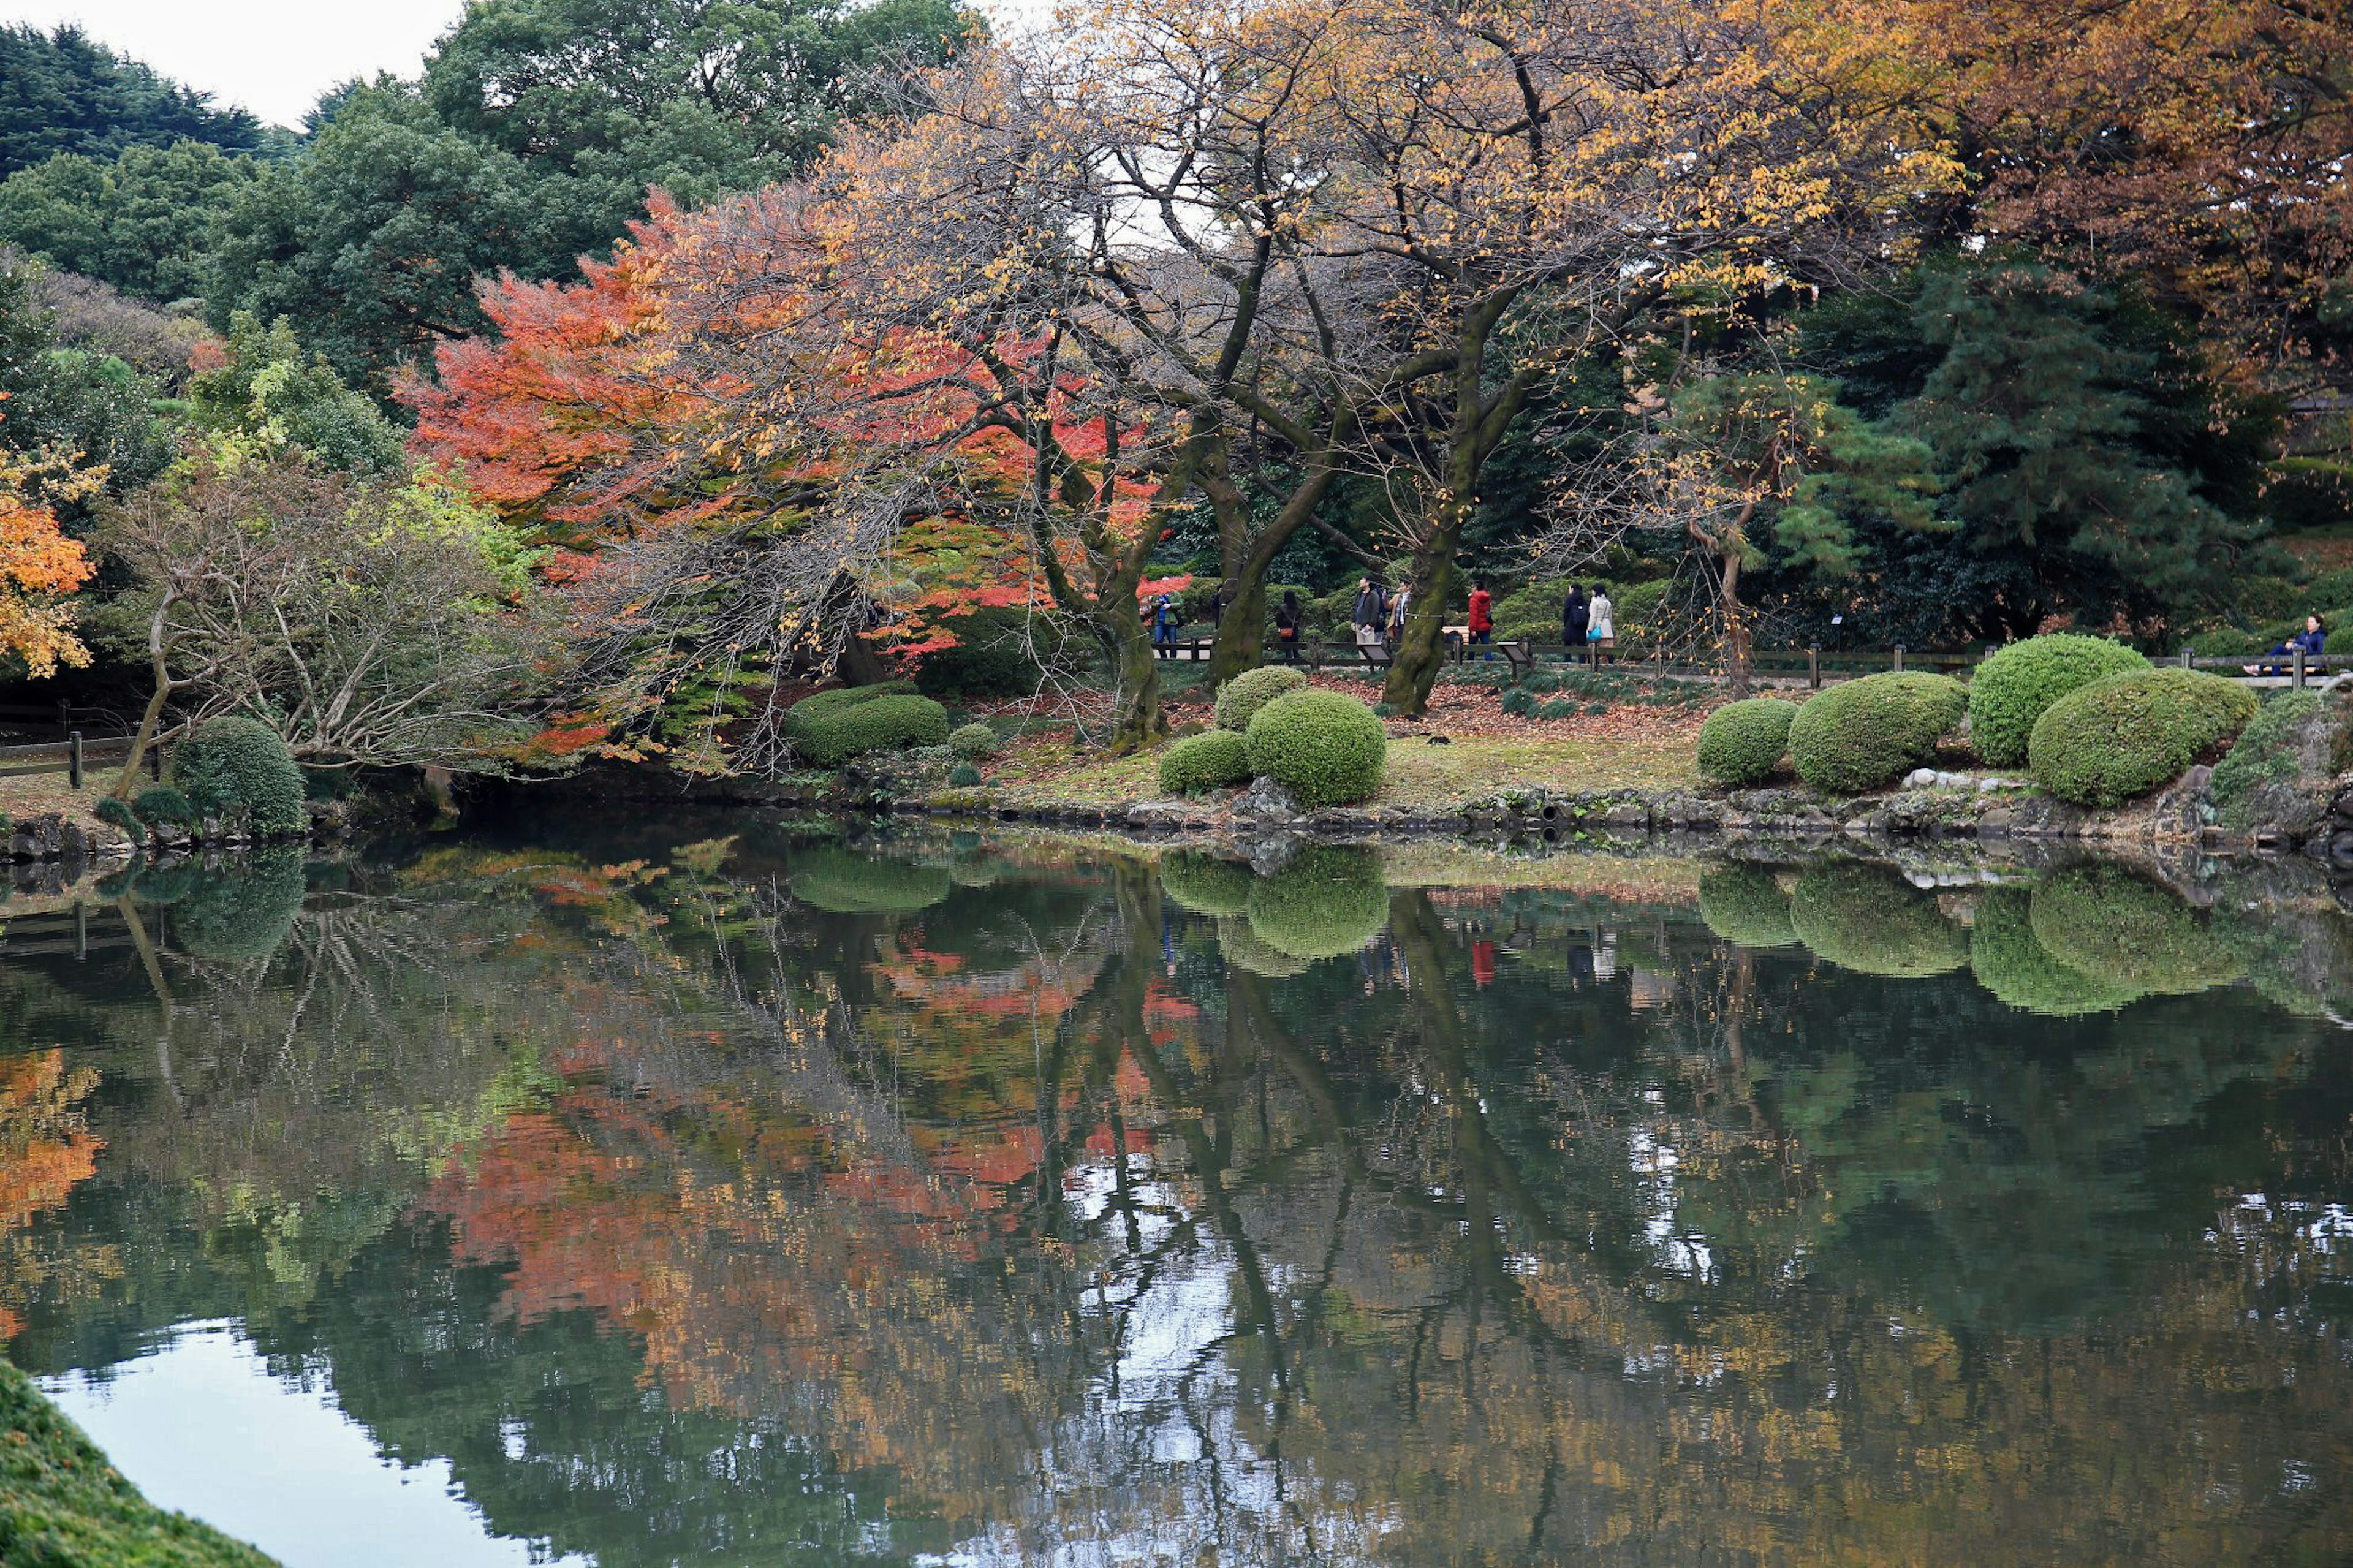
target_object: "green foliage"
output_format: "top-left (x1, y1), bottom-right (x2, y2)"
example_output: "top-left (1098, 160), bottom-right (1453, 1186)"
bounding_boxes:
top-left (1158, 729), bottom-right (1254, 796)
top-left (0, 258), bottom-right (173, 510)
top-left (913, 608), bottom-right (1048, 700)
top-left (1244, 846), bottom-right (1390, 960)
top-left (0, 25), bottom-right (263, 179)
top-left (131, 786), bottom-right (196, 829)
top-left (1243, 689), bottom-right (1387, 808)
top-left (782, 681), bottom-right (917, 732)
top-left (0, 140), bottom-right (255, 302)
top-left (946, 760), bottom-right (982, 788)
top-left (1160, 852), bottom-right (1256, 918)
top-left (787, 693), bottom-right (950, 769)
top-left (2027, 668), bottom-right (2256, 807)
top-left (1213, 666), bottom-right (1308, 732)
top-left (172, 850), bottom-right (309, 963)
top-left (1788, 862), bottom-right (1967, 977)
top-left (2029, 865), bottom-right (2242, 997)
top-left (2208, 689), bottom-right (2344, 834)
top-left (188, 311), bottom-right (404, 471)
top-left (91, 797), bottom-right (139, 835)
top-left (786, 844), bottom-right (950, 914)
top-left (0, 1354), bottom-right (276, 1566)
top-left (1697, 865), bottom-right (1798, 947)
top-left (1968, 885), bottom-right (2142, 1017)
top-left (1697, 699), bottom-right (1800, 786)
top-left (1786, 673), bottom-right (1968, 793)
top-left (1966, 634), bottom-right (2150, 767)
top-left (947, 723), bottom-right (998, 760)
top-left (170, 716), bottom-right (305, 836)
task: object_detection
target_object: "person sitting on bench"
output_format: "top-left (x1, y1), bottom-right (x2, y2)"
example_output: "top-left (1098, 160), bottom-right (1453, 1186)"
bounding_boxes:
top-left (2247, 615), bottom-right (2325, 676)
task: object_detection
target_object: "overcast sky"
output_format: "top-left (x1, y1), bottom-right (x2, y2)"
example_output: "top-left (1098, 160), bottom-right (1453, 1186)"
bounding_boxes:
top-left (7, 0), bottom-right (1045, 131)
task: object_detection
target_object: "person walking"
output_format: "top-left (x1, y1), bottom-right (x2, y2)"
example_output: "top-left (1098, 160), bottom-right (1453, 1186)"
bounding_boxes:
top-left (1387, 580), bottom-right (1413, 646)
top-left (1151, 594), bottom-right (1179, 659)
top-left (1352, 577), bottom-right (1385, 649)
top-left (1561, 584), bottom-right (1588, 662)
top-left (1586, 583), bottom-right (1615, 665)
top-left (1466, 578), bottom-right (1494, 659)
top-left (1275, 589), bottom-right (1303, 662)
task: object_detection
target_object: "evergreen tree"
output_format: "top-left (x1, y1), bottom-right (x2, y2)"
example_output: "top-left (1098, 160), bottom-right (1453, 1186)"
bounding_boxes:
top-left (0, 140), bottom-right (256, 303)
top-left (0, 25), bottom-right (262, 178)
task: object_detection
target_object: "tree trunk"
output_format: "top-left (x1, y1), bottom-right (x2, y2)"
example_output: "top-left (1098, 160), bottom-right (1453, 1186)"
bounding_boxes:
top-left (1382, 482), bottom-right (1475, 714)
top-left (1720, 547), bottom-right (1752, 699)
top-left (113, 610), bottom-right (176, 800)
top-left (1104, 610), bottom-right (1166, 755)
top-left (1210, 571), bottom-right (1268, 686)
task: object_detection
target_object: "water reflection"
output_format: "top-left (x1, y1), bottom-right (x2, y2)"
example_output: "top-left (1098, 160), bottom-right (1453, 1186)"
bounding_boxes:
top-left (2, 830), bottom-right (2351, 1564)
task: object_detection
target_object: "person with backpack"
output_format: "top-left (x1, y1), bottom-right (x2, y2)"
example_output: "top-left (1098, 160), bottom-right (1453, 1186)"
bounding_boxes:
top-left (1586, 584), bottom-right (1615, 665)
top-left (1151, 594), bottom-right (1179, 658)
top-left (1274, 590), bottom-right (1304, 662)
top-left (1562, 584), bottom-right (1588, 661)
top-left (1466, 578), bottom-right (1494, 659)
top-left (1352, 577), bottom-right (1386, 648)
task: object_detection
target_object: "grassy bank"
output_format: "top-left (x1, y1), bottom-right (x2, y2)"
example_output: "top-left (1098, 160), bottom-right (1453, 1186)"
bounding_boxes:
top-left (0, 768), bottom-right (140, 840)
top-left (0, 1357), bottom-right (276, 1567)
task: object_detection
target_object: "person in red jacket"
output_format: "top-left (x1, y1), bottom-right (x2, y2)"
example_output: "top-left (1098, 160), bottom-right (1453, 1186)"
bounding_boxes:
top-left (1466, 579), bottom-right (1493, 660)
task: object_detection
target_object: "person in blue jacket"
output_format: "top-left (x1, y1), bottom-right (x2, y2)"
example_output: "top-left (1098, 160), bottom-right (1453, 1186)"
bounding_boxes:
top-left (2248, 614), bottom-right (2325, 675)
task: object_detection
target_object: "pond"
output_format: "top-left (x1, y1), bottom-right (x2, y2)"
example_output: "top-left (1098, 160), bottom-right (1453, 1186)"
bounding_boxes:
top-left (2, 823), bottom-right (2350, 1565)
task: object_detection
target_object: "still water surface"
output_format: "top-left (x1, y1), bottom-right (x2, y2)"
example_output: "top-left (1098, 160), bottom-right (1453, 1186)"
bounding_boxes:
top-left (2, 823), bottom-right (2350, 1564)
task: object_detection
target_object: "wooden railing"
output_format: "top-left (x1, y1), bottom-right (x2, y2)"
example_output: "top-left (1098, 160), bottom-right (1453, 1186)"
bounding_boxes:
top-left (0, 731), bottom-right (156, 787)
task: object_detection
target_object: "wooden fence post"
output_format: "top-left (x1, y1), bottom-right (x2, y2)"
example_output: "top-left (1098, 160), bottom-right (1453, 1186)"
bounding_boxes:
top-left (68, 730), bottom-right (83, 791)
top-left (1892, 644), bottom-right (1905, 673)
top-left (2295, 646), bottom-right (2307, 689)
top-left (2180, 647), bottom-right (2194, 670)
top-left (1808, 645), bottom-right (1821, 690)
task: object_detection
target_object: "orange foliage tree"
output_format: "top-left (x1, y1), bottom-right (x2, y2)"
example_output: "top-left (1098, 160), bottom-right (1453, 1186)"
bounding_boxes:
top-left (0, 406), bottom-right (98, 679)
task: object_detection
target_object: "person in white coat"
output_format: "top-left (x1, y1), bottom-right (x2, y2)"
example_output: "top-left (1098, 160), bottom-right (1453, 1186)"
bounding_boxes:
top-left (1586, 585), bottom-right (1615, 665)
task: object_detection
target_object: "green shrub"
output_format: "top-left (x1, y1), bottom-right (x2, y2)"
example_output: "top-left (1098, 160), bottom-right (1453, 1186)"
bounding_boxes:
top-left (1245, 846), bottom-right (1391, 960)
top-left (173, 850), bottom-right (309, 963)
top-left (1499, 686), bottom-right (1535, 716)
top-left (1216, 917), bottom-right (1313, 977)
top-left (170, 716), bottom-right (306, 836)
top-left (1214, 666), bottom-right (1309, 732)
top-left (782, 680), bottom-right (919, 735)
top-left (1698, 865), bottom-right (1798, 947)
top-left (947, 723), bottom-right (999, 760)
top-left (947, 761), bottom-right (983, 787)
top-left (2027, 668), bottom-right (2256, 808)
top-left (2208, 689), bottom-right (2342, 833)
top-left (1968, 886), bottom-right (2143, 1017)
top-left (787, 844), bottom-right (952, 913)
top-left (2029, 865), bottom-right (2242, 996)
top-left (1161, 852), bottom-right (1256, 917)
top-left (790, 694), bottom-right (951, 768)
top-left (1159, 729), bottom-right (1254, 796)
top-left (912, 608), bottom-right (1047, 699)
top-left (93, 795), bottom-right (140, 835)
top-left (1968, 634), bottom-right (2150, 767)
top-left (1697, 699), bottom-right (1800, 787)
top-left (1243, 689), bottom-right (1387, 808)
top-left (1788, 862), bottom-right (1966, 977)
top-left (132, 786), bottom-right (197, 830)
top-left (1786, 673), bottom-right (1968, 794)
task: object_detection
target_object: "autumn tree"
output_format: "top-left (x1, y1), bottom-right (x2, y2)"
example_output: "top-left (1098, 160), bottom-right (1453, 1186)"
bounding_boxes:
top-left (0, 414), bottom-right (97, 679)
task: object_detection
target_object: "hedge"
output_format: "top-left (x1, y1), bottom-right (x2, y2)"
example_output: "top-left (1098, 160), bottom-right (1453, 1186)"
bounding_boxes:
top-left (1245, 846), bottom-right (1391, 960)
top-left (173, 850), bottom-right (309, 964)
top-left (1968, 634), bottom-right (2150, 767)
top-left (1968, 885), bottom-right (2143, 1017)
top-left (789, 694), bottom-right (951, 768)
top-left (1158, 730), bottom-right (1254, 796)
top-left (1788, 862), bottom-right (1967, 977)
top-left (1786, 672), bottom-right (1968, 794)
top-left (947, 723), bottom-right (999, 760)
top-left (787, 844), bottom-right (952, 914)
top-left (1161, 851), bottom-right (1256, 917)
top-left (2027, 668), bottom-right (2256, 808)
top-left (171, 716), bottom-right (305, 836)
top-left (1243, 689), bottom-right (1387, 808)
top-left (782, 681), bottom-right (917, 735)
top-left (1697, 699), bottom-right (1799, 787)
top-left (1697, 865), bottom-right (1798, 948)
top-left (2029, 865), bottom-right (2241, 996)
top-left (1214, 666), bottom-right (1308, 732)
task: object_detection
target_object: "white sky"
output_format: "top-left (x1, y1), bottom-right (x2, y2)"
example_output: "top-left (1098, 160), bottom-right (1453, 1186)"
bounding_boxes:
top-left (4, 1), bottom-right (469, 128)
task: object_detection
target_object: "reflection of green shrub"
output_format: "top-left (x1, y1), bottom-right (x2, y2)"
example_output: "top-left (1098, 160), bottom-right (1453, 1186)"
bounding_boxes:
top-left (172, 850), bottom-right (308, 963)
top-left (2029, 865), bottom-right (2242, 996)
top-left (1244, 689), bottom-right (1386, 808)
top-left (1698, 865), bottom-right (1798, 947)
top-left (786, 846), bottom-right (952, 913)
top-left (1968, 634), bottom-right (2150, 767)
top-left (1161, 851), bottom-right (1256, 917)
top-left (947, 723), bottom-right (998, 760)
top-left (790, 694), bottom-right (952, 768)
top-left (1788, 862), bottom-right (1966, 977)
top-left (1697, 699), bottom-right (1800, 787)
top-left (1216, 917), bottom-right (1312, 977)
top-left (172, 717), bottom-right (306, 836)
top-left (1158, 730), bottom-right (1253, 795)
top-left (1214, 666), bottom-right (1308, 732)
top-left (1787, 673), bottom-right (1968, 794)
top-left (2028, 669), bottom-right (2257, 807)
top-left (1245, 846), bottom-right (1390, 960)
top-left (131, 863), bottom-right (201, 906)
top-left (1968, 886), bottom-right (2143, 1017)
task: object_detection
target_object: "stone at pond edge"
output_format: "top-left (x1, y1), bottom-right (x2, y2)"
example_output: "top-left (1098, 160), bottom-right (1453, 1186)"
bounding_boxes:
top-left (1233, 776), bottom-right (1302, 820)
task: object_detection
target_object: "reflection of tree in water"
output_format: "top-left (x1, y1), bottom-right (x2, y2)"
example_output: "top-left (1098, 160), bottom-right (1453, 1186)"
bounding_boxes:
top-left (6, 838), bottom-right (2352, 1563)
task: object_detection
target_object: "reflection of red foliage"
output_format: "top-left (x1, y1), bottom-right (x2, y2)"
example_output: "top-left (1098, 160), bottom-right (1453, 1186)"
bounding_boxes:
top-left (1472, 940), bottom-right (1497, 988)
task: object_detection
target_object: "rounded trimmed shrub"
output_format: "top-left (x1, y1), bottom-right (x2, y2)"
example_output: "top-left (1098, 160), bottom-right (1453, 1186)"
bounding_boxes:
top-left (1968, 885), bottom-right (2143, 1017)
top-left (947, 723), bottom-right (999, 760)
top-left (1214, 666), bottom-right (1309, 732)
top-left (2027, 668), bottom-right (2256, 808)
top-left (1245, 846), bottom-right (1390, 960)
top-left (947, 761), bottom-right (983, 787)
top-left (172, 850), bottom-right (308, 963)
top-left (787, 844), bottom-right (952, 914)
top-left (790, 694), bottom-right (952, 768)
top-left (1698, 865), bottom-right (1798, 948)
top-left (1787, 673), bottom-right (1968, 794)
top-left (132, 786), bottom-right (197, 830)
top-left (1158, 730), bottom-right (1254, 796)
top-left (1243, 689), bottom-right (1387, 808)
top-left (2029, 864), bottom-right (2241, 996)
top-left (1161, 851), bottom-right (1256, 917)
top-left (1697, 699), bottom-right (1800, 787)
top-left (1216, 917), bottom-right (1313, 977)
top-left (170, 716), bottom-right (305, 836)
top-left (1968, 634), bottom-right (2150, 767)
top-left (783, 680), bottom-right (918, 734)
top-left (1788, 862), bottom-right (1966, 977)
